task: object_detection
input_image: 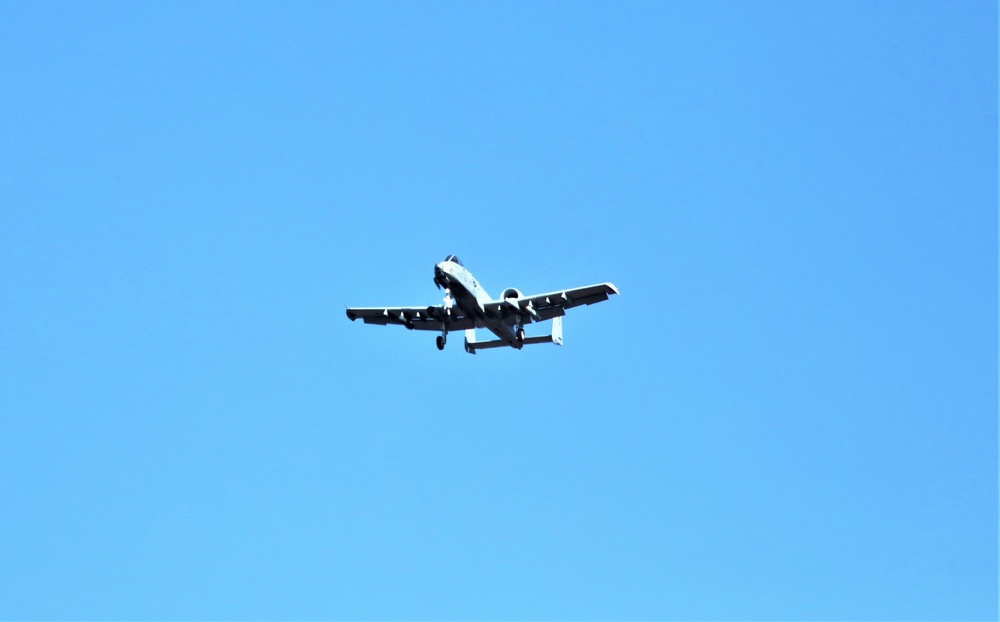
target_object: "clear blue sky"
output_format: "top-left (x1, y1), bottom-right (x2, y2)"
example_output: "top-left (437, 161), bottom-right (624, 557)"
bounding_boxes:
top-left (1, 1), bottom-right (996, 620)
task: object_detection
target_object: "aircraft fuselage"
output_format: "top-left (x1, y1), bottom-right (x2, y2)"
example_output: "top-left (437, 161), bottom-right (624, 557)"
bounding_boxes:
top-left (434, 257), bottom-right (523, 348)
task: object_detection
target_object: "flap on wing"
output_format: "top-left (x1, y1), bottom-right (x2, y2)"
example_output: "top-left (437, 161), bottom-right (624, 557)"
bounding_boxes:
top-left (345, 306), bottom-right (476, 331)
top-left (485, 282), bottom-right (617, 324)
top-left (520, 282), bottom-right (619, 313)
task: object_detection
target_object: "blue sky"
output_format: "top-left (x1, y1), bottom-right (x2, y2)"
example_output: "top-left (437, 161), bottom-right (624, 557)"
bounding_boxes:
top-left (1, 1), bottom-right (996, 619)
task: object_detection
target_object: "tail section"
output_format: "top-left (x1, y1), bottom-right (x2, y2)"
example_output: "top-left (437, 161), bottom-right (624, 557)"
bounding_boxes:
top-left (464, 317), bottom-right (563, 354)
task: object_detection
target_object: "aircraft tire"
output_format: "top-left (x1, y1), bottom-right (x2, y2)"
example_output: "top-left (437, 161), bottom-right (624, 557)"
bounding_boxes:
top-left (436, 335), bottom-right (446, 350)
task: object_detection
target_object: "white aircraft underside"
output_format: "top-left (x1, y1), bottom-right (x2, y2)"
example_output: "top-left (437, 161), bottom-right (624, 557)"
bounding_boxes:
top-left (345, 255), bottom-right (619, 354)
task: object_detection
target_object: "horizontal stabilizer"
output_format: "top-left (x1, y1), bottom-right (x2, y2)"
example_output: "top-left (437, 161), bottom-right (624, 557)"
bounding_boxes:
top-left (463, 317), bottom-right (564, 354)
top-left (464, 337), bottom-right (508, 352)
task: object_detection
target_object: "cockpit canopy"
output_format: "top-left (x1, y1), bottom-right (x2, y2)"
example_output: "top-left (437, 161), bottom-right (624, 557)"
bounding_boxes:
top-left (443, 254), bottom-right (463, 266)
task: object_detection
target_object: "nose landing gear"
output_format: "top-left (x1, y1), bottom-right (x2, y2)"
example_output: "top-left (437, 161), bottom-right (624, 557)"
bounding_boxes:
top-left (435, 289), bottom-right (452, 351)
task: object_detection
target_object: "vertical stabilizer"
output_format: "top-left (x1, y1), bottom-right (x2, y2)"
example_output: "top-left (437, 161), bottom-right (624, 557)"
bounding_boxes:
top-left (551, 316), bottom-right (563, 346)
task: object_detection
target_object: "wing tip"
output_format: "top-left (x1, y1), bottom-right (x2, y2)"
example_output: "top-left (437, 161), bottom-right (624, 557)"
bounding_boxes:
top-left (606, 283), bottom-right (620, 295)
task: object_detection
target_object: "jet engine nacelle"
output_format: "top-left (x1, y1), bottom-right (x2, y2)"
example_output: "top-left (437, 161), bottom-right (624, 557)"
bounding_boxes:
top-left (500, 287), bottom-right (523, 301)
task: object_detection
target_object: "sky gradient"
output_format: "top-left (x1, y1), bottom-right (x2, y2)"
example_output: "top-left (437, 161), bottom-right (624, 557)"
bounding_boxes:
top-left (1, 1), bottom-right (997, 619)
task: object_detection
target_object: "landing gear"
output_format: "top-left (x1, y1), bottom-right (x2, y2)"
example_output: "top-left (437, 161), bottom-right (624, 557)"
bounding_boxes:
top-left (516, 327), bottom-right (525, 343)
top-left (434, 289), bottom-right (453, 351)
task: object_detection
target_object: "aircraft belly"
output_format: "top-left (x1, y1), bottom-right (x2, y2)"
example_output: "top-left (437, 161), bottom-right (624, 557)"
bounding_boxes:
top-left (483, 317), bottom-right (517, 345)
top-left (451, 285), bottom-right (517, 344)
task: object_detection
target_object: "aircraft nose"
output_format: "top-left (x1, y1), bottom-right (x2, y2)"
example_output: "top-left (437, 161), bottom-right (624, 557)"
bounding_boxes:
top-left (434, 263), bottom-right (449, 288)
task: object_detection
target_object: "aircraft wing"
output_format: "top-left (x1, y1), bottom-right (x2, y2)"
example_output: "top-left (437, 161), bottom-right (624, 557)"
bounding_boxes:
top-left (345, 305), bottom-right (477, 331)
top-left (484, 282), bottom-right (619, 324)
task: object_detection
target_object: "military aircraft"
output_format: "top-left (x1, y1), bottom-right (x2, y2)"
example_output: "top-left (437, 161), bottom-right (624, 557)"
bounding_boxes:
top-left (345, 255), bottom-right (619, 354)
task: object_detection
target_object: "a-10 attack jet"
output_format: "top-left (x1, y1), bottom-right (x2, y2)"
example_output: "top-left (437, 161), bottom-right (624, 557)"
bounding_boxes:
top-left (346, 255), bottom-right (619, 354)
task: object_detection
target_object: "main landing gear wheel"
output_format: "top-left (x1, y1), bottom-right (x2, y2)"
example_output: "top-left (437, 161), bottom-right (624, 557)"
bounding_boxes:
top-left (516, 327), bottom-right (525, 343)
top-left (436, 335), bottom-right (446, 350)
